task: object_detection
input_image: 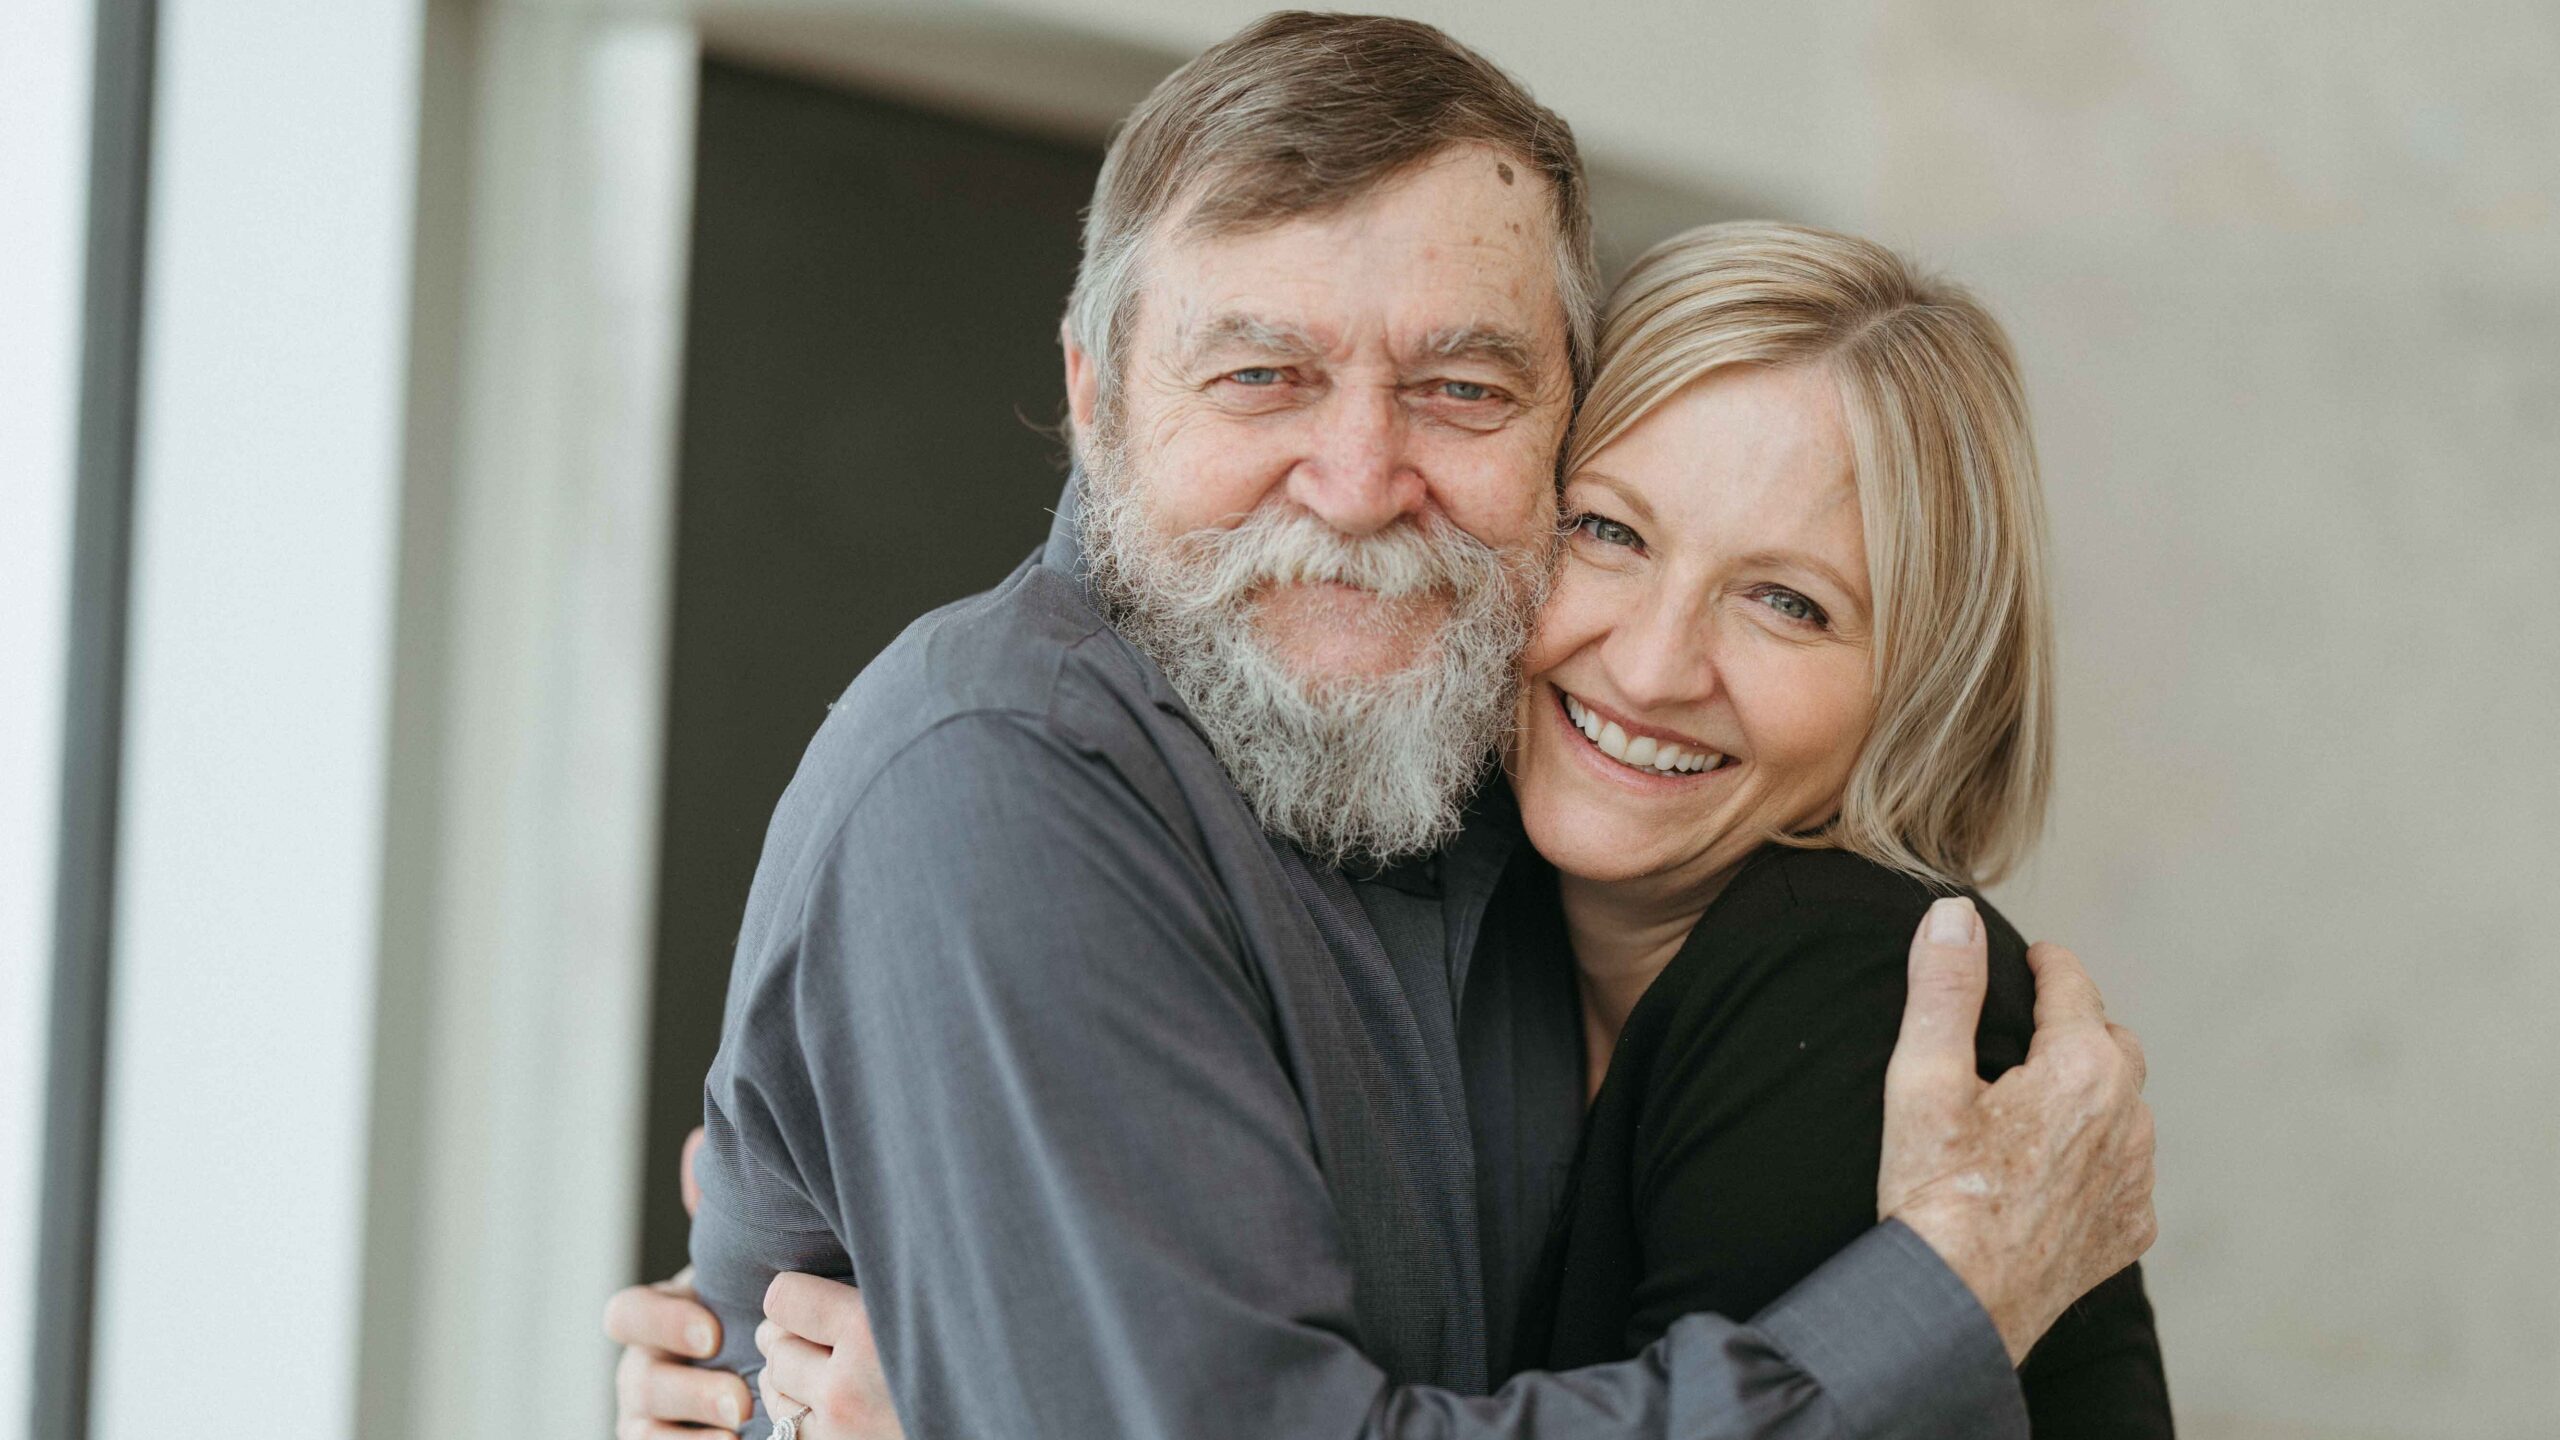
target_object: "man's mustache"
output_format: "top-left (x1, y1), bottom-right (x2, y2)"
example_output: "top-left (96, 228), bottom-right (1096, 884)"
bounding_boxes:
top-left (1149, 503), bottom-right (1538, 611)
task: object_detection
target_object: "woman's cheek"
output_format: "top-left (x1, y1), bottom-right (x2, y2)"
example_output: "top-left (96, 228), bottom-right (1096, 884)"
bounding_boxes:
top-left (1770, 659), bottom-right (1876, 805)
top-left (1520, 570), bottom-right (1580, 666)
top-left (1522, 563), bottom-right (1614, 674)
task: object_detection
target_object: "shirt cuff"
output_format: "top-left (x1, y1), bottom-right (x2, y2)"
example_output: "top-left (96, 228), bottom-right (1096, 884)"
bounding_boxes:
top-left (1751, 1218), bottom-right (2026, 1440)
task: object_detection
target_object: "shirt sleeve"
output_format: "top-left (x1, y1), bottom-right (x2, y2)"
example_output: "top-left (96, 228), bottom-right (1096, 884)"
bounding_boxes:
top-left (739, 712), bottom-right (2045, 1440)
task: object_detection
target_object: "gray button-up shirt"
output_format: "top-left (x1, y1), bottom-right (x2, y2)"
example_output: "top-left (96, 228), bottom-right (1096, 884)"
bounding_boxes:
top-left (689, 483), bottom-right (2025, 1439)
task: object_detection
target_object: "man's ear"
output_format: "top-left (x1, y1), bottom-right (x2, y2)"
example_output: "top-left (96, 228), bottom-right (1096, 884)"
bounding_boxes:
top-left (1062, 322), bottom-right (1100, 445)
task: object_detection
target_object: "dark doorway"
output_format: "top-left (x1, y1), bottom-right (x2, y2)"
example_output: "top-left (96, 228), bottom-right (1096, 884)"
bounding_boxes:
top-left (637, 58), bottom-right (1102, 1277)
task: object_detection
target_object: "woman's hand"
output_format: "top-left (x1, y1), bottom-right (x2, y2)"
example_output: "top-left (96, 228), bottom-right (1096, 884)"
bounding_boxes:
top-left (603, 1126), bottom-right (752, 1436)
top-left (604, 1265), bottom-right (751, 1437)
top-left (754, 1273), bottom-right (904, 1439)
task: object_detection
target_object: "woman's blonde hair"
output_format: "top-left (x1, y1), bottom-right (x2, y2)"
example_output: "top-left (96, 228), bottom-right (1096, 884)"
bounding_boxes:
top-left (1568, 221), bottom-right (2053, 885)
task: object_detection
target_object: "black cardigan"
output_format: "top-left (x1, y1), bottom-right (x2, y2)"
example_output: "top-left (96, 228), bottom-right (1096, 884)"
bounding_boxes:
top-left (1502, 844), bottom-right (2173, 1436)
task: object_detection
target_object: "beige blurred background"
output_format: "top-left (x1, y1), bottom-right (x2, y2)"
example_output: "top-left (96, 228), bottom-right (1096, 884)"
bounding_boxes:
top-left (3, 2), bottom-right (2552, 1439)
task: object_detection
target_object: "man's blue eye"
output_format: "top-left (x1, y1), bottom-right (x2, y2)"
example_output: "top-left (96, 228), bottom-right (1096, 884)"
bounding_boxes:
top-left (1574, 514), bottom-right (1640, 549)
top-left (1442, 380), bottom-right (1491, 402)
top-left (1229, 367), bottom-right (1283, 386)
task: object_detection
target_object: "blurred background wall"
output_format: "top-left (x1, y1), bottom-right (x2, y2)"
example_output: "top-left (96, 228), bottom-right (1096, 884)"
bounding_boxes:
top-left (5, 2), bottom-right (2553, 1439)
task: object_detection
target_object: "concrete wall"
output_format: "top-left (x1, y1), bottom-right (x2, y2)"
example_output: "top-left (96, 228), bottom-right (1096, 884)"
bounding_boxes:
top-left (754, 2), bottom-right (2556, 1434)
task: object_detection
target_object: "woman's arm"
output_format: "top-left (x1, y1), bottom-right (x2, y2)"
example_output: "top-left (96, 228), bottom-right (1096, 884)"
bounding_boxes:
top-left (1627, 890), bottom-right (2172, 1436)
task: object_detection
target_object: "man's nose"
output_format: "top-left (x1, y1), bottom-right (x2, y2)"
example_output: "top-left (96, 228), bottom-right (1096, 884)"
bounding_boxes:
top-left (1286, 385), bottom-right (1425, 537)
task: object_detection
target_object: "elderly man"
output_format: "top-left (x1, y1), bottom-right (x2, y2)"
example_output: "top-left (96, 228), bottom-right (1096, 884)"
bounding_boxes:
top-left (607, 13), bottom-right (2155, 1439)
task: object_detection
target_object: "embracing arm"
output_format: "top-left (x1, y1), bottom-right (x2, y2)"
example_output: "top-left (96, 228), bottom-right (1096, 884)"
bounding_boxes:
top-left (732, 711), bottom-right (2028, 1440)
top-left (610, 824), bottom-right (2157, 1439)
top-left (1626, 896), bottom-right (2171, 1436)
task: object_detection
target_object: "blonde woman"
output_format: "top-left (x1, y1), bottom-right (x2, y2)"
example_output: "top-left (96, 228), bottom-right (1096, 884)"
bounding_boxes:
top-left (1501, 222), bottom-right (2169, 1429)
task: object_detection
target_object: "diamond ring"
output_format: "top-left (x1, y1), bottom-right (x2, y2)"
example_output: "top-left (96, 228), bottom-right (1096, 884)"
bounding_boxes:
top-left (771, 1400), bottom-right (815, 1440)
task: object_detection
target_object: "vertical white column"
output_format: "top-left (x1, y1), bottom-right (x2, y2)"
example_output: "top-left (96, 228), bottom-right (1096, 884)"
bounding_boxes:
top-left (0, 3), bottom-right (95, 1436)
top-left (356, 6), bottom-right (696, 1437)
top-left (81, 0), bottom-right (694, 1433)
top-left (86, 3), bottom-right (425, 1437)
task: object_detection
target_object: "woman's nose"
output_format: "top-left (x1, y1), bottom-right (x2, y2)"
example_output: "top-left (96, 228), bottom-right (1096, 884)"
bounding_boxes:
top-left (1600, 592), bottom-right (1720, 713)
top-left (1286, 385), bottom-right (1425, 537)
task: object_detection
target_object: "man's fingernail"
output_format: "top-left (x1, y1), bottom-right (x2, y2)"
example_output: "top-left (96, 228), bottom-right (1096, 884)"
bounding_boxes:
top-left (1926, 896), bottom-right (1976, 944)
top-left (719, 1392), bottom-right (744, 1428)
top-left (688, 1321), bottom-right (716, 1355)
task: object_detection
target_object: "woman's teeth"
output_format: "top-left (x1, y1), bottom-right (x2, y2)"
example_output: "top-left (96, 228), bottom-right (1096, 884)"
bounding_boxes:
top-left (1560, 692), bottom-right (1726, 775)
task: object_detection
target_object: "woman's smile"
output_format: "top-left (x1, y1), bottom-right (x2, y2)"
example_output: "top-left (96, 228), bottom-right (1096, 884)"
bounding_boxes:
top-left (1547, 684), bottom-right (1733, 785)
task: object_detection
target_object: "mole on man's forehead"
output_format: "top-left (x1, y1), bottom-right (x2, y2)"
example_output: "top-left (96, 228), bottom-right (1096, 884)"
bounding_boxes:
top-left (1497, 161), bottom-right (1517, 185)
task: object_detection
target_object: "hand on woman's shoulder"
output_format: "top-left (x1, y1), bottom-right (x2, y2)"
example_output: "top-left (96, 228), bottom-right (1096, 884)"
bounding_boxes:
top-left (1612, 844), bottom-right (2034, 1333)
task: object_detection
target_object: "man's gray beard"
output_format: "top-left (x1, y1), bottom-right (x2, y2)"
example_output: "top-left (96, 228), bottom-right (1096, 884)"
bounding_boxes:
top-left (1079, 437), bottom-right (1551, 870)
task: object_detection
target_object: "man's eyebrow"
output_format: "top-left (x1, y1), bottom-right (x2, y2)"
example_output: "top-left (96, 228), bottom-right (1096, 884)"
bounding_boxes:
top-left (1414, 324), bottom-right (1546, 387)
top-left (1178, 312), bottom-right (1326, 365)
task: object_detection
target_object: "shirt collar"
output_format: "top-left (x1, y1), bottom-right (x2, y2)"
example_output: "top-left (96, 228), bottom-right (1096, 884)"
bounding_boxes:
top-left (1042, 467), bottom-right (1088, 578)
top-left (1439, 778), bottom-right (1526, 1003)
top-left (1332, 772), bottom-right (1523, 895)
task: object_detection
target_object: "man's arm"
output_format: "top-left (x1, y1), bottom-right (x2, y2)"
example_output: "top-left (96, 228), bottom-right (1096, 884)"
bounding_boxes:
top-left (1881, 900), bottom-right (2160, 1364)
top-left (615, 882), bottom-right (2154, 1440)
top-left (710, 712), bottom-right (2032, 1439)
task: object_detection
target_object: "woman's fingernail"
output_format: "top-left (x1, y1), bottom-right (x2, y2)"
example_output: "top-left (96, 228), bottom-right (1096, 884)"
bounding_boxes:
top-left (719, 1392), bottom-right (744, 1428)
top-left (689, 1321), bottom-right (716, 1355)
top-left (1926, 895), bottom-right (1976, 944)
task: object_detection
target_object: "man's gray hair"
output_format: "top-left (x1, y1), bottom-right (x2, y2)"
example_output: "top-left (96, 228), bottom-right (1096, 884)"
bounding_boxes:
top-left (1065, 11), bottom-right (1598, 424)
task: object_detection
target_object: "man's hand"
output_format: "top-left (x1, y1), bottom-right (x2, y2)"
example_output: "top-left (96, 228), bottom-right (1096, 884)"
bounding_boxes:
top-left (605, 1128), bottom-right (752, 1437)
top-left (1879, 897), bottom-right (2159, 1364)
top-left (753, 1273), bottom-right (903, 1440)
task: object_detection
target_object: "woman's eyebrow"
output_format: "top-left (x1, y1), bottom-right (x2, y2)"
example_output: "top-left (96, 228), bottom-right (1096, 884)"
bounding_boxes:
top-left (1566, 469), bottom-right (1658, 527)
top-left (1737, 548), bottom-right (1870, 607)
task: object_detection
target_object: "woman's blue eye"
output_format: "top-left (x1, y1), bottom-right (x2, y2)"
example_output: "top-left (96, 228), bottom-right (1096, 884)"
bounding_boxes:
top-left (1441, 380), bottom-right (1491, 402)
top-left (1228, 367), bottom-right (1284, 386)
top-left (1574, 513), bottom-right (1641, 549)
top-left (1759, 588), bottom-right (1826, 625)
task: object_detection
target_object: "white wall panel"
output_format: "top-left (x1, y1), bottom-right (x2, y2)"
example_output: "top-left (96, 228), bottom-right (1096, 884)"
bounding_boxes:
top-left (0, 2), bottom-right (94, 1435)
top-left (88, 4), bottom-right (424, 1436)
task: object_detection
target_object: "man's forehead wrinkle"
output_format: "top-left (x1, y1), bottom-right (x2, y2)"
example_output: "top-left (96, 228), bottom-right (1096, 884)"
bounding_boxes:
top-left (1175, 311), bottom-right (1564, 394)
top-left (1171, 141), bottom-right (1537, 241)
